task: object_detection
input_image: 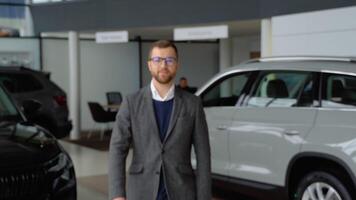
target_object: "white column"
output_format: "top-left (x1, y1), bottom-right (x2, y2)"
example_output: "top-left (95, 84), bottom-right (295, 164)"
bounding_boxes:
top-left (24, 0), bottom-right (34, 36)
top-left (219, 38), bottom-right (232, 71)
top-left (69, 31), bottom-right (81, 140)
top-left (261, 18), bottom-right (273, 57)
top-left (219, 38), bottom-right (232, 97)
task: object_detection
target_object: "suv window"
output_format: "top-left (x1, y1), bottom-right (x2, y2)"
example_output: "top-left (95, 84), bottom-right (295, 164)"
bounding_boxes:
top-left (322, 73), bottom-right (356, 108)
top-left (0, 73), bottom-right (43, 93)
top-left (201, 72), bottom-right (251, 107)
top-left (245, 71), bottom-right (315, 108)
top-left (0, 86), bottom-right (18, 118)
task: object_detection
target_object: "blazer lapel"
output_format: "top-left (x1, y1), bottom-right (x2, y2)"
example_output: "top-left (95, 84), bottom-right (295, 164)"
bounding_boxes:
top-left (143, 86), bottom-right (162, 146)
top-left (163, 88), bottom-right (183, 144)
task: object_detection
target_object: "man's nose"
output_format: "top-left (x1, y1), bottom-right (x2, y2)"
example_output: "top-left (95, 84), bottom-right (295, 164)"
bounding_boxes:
top-left (159, 60), bottom-right (168, 67)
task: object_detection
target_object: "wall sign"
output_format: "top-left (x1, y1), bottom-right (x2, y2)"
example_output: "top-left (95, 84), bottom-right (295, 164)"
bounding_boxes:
top-left (174, 25), bottom-right (228, 41)
top-left (95, 31), bottom-right (129, 43)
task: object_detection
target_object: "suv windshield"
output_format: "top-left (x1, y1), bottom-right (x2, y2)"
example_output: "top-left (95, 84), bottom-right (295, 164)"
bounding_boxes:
top-left (0, 85), bottom-right (20, 121)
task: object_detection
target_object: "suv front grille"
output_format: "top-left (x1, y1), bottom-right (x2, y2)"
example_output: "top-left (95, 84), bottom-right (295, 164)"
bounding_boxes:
top-left (0, 156), bottom-right (60, 200)
top-left (0, 168), bottom-right (49, 200)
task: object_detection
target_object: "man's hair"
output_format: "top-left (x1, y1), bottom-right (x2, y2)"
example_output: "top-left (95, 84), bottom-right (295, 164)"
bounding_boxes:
top-left (148, 40), bottom-right (178, 60)
top-left (180, 77), bottom-right (187, 81)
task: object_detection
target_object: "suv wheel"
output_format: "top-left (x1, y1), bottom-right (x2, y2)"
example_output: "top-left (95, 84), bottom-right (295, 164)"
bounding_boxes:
top-left (294, 171), bottom-right (351, 200)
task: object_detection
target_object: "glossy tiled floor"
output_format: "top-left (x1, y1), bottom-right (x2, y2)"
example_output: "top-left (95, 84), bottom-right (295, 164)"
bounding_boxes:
top-left (59, 140), bottom-right (118, 200)
top-left (59, 140), bottom-right (247, 200)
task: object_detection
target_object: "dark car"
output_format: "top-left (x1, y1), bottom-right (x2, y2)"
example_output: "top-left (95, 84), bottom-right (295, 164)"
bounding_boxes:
top-left (0, 66), bottom-right (72, 138)
top-left (0, 84), bottom-right (76, 200)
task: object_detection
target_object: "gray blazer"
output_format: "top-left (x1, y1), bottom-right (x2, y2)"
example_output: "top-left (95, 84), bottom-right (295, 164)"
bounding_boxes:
top-left (109, 86), bottom-right (211, 200)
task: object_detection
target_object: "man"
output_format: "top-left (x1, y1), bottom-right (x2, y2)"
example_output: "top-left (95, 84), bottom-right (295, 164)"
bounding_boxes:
top-left (109, 40), bottom-right (211, 200)
top-left (177, 77), bottom-right (197, 94)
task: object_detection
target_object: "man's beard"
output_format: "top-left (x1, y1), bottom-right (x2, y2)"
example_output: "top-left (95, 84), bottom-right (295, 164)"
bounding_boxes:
top-left (152, 71), bottom-right (175, 84)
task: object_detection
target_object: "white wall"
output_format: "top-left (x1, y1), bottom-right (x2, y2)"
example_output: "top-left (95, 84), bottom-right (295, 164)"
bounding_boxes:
top-left (0, 38), bottom-right (40, 69)
top-left (272, 6), bottom-right (356, 57)
top-left (232, 35), bottom-right (260, 65)
top-left (42, 39), bottom-right (140, 131)
top-left (141, 42), bottom-right (219, 89)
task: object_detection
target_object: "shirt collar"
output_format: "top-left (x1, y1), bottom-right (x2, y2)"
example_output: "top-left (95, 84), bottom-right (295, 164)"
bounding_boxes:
top-left (150, 80), bottom-right (175, 101)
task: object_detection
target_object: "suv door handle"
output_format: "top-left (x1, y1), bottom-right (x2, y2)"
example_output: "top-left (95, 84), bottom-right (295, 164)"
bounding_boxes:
top-left (284, 130), bottom-right (300, 136)
top-left (216, 125), bottom-right (228, 131)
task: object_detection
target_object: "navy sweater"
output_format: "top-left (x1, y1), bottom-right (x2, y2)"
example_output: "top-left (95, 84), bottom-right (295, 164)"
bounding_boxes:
top-left (153, 99), bottom-right (174, 142)
top-left (152, 99), bottom-right (174, 200)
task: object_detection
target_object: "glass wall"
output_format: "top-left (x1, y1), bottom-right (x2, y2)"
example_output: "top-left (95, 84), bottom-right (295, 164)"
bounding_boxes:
top-left (0, 1), bottom-right (39, 69)
top-left (0, 0), bottom-right (29, 37)
top-left (31, 0), bottom-right (77, 4)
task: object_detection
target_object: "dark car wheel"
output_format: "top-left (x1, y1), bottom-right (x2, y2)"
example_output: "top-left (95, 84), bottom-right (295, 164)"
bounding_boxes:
top-left (294, 171), bottom-right (351, 200)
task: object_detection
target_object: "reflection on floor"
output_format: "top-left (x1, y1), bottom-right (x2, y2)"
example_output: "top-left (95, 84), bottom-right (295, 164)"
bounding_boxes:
top-left (60, 140), bottom-right (112, 200)
top-left (60, 140), bottom-right (248, 200)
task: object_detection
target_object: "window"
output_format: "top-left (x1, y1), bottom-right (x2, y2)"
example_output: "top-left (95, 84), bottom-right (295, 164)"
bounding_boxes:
top-left (0, 73), bottom-right (43, 93)
top-left (0, 1), bottom-right (25, 37)
top-left (322, 73), bottom-right (356, 108)
top-left (245, 71), bottom-right (315, 108)
top-left (0, 86), bottom-right (18, 117)
top-left (201, 72), bottom-right (251, 107)
top-left (31, 0), bottom-right (76, 4)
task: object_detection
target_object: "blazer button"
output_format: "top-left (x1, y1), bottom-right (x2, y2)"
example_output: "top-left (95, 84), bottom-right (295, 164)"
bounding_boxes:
top-left (156, 171), bottom-right (160, 175)
top-left (161, 149), bottom-right (165, 154)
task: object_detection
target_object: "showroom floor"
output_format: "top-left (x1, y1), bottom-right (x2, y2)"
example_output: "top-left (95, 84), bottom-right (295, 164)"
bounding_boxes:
top-left (60, 141), bottom-right (111, 200)
top-left (60, 140), bottom-right (246, 200)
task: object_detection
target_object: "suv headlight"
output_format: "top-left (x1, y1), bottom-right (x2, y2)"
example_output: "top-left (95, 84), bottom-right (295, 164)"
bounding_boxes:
top-left (48, 152), bottom-right (76, 192)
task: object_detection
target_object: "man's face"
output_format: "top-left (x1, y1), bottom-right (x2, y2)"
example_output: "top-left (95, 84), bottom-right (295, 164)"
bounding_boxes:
top-left (148, 47), bottom-right (178, 85)
top-left (179, 79), bottom-right (188, 88)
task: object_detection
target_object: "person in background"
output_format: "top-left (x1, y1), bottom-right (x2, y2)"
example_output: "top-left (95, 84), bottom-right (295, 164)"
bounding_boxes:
top-left (177, 77), bottom-right (197, 94)
top-left (109, 40), bottom-right (211, 200)
top-left (0, 27), bottom-right (20, 37)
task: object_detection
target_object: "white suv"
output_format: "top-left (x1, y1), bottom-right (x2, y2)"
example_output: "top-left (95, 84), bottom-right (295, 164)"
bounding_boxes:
top-left (196, 57), bottom-right (356, 200)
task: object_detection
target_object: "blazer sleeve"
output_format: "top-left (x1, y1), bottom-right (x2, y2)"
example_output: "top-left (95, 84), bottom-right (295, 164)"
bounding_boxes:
top-left (193, 99), bottom-right (212, 200)
top-left (109, 96), bottom-right (132, 199)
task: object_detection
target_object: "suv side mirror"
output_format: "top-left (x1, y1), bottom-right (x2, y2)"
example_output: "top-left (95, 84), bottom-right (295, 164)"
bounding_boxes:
top-left (22, 99), bottom-right (42, 116)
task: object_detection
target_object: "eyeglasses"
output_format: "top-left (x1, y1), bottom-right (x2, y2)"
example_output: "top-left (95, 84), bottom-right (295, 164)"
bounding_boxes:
top-left (149, 56), bottom-right (177, 66)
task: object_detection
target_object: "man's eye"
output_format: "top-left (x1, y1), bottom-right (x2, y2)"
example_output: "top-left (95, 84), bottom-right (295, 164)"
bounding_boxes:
top-left (152, 58), bottom-right (161, 62)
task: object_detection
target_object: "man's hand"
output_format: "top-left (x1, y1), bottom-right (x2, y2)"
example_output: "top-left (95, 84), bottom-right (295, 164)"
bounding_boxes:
top-left (113, 197), bottom-right (126, 200)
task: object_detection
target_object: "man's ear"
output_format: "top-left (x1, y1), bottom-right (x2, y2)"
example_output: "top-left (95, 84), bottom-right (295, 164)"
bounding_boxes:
top-left (147, 61), bottom-right (152, 71)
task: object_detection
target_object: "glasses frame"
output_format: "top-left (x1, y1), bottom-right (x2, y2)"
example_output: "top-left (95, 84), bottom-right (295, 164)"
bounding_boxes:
top-left (149, 56), bottom-right (178, 66)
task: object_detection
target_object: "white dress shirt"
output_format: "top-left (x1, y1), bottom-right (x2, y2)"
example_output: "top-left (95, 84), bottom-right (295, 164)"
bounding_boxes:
top-left (150, 80), bottom-right (175, 101)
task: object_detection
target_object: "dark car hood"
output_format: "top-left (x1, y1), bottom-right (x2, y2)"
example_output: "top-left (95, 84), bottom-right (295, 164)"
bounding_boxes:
top-left (0, 123), bottom-right (61, 168)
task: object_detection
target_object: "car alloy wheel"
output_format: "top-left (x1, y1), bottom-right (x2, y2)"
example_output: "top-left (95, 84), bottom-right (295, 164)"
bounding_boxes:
top-left (295, 171), bottom-right (352, 200)
top-left (301, 182), bottom-right (341, 200)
